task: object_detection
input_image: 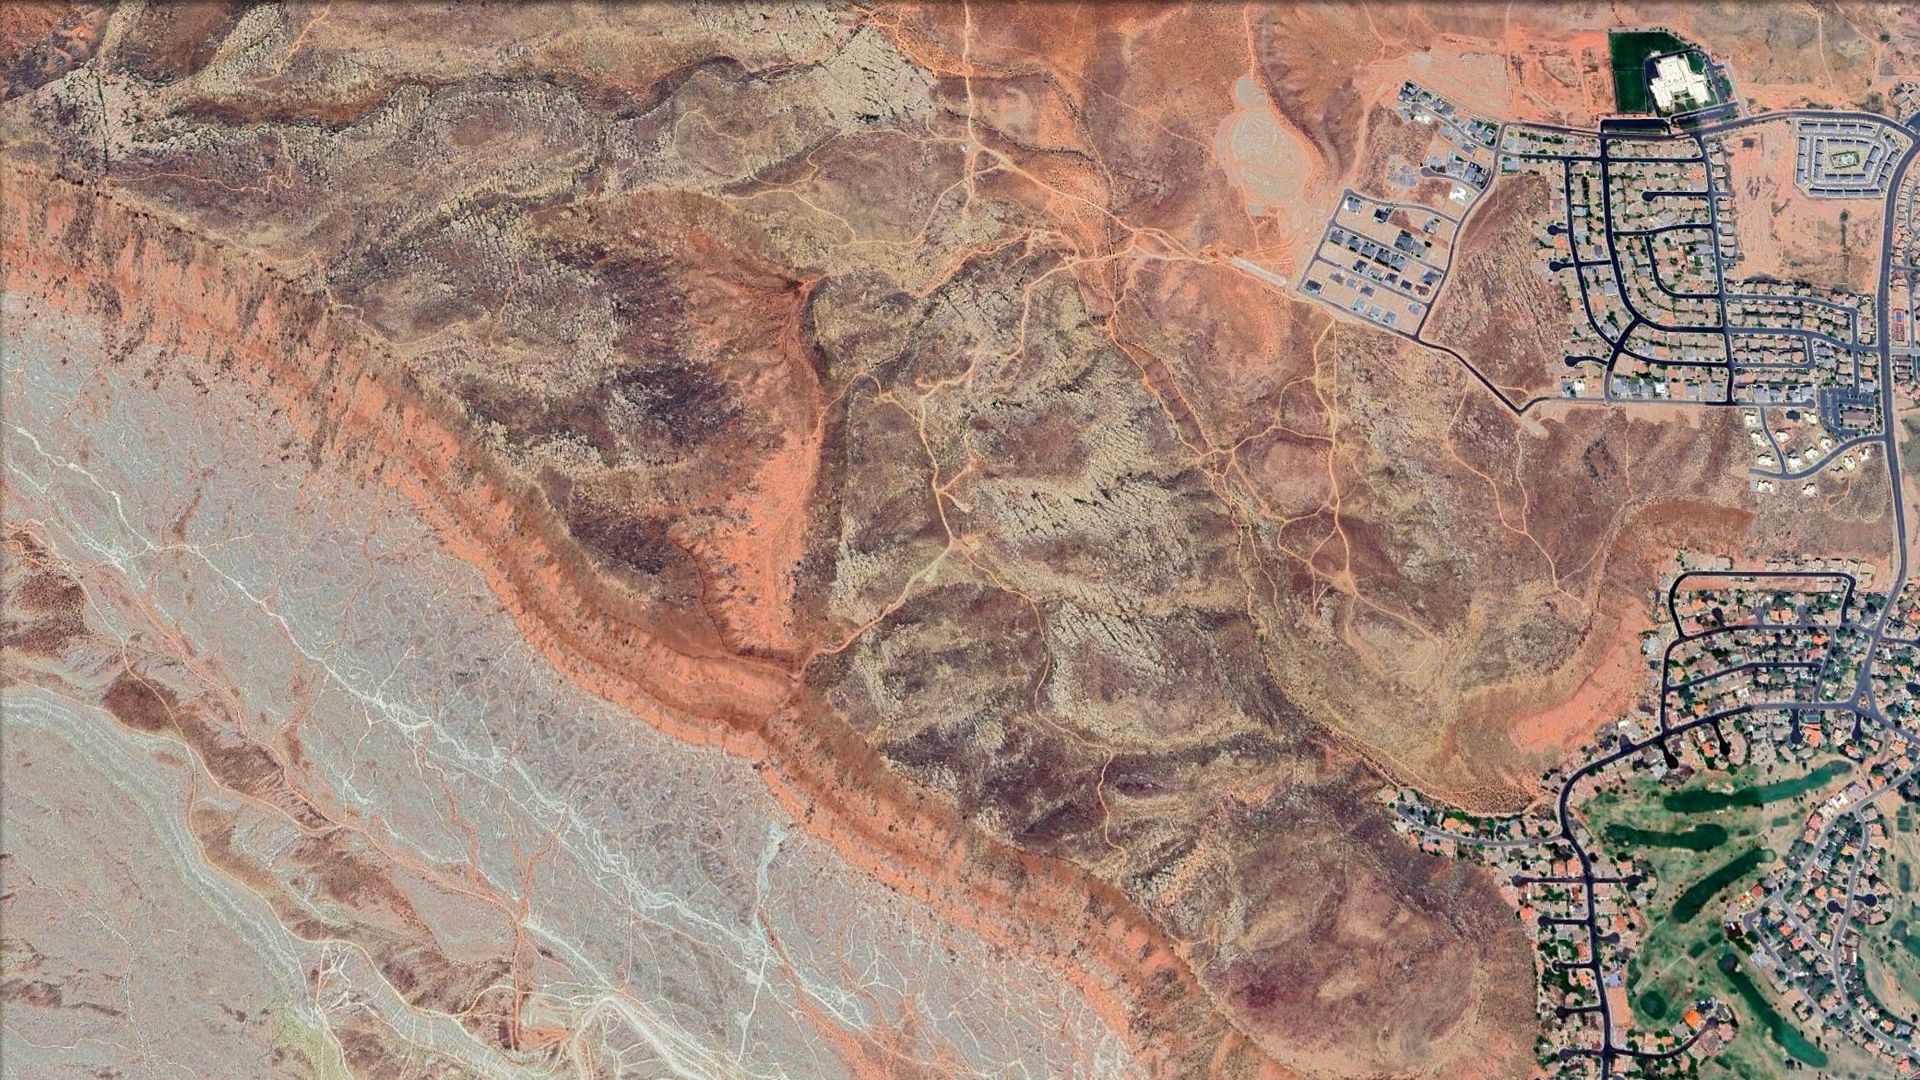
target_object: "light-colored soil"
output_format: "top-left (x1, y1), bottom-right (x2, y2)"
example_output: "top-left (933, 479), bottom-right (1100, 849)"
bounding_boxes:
top-left (1724, 120), bottom-right (1887, 294)
top-left (3, 164), bottom-right (1285, 1079)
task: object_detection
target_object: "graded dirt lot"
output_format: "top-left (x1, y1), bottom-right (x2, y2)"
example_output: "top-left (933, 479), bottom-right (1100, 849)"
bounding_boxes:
top-left (1724, 119), bottom-right (1887, 294)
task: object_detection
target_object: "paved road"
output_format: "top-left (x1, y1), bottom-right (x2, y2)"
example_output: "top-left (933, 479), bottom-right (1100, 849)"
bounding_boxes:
top-left (1410, 107), bottom-right (1915, 428)
top-left (1520, 110), bottom-right (1916, 1077)
top-left (1752, 434), bottom-right (1880, 481)
top-left (1366, 102), bottom-right (1920, 1075)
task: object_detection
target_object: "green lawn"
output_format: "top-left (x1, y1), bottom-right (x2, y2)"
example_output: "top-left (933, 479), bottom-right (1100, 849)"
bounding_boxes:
top-left (1892, 918), bottom-right (1920, 961)
top-left (1663, 761), bottom-right (1853, 813)
top-left (1584, 761), bottom-right (1860, 1075)
top-left (1603, 822), bottom-right (1729, 851)
top-left (1673, 848), bottom-right (1771, 923)
top-left (1860, 912), bottom-right (1920, 1021)
top-left (1608, 29), bottom-right (1693, 114)
top-left (1717, 952), bottom-right (1828, 1068)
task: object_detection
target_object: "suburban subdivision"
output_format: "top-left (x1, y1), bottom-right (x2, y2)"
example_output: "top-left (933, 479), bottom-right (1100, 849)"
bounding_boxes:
top-left (1304, 31), bottom-right (1920, 1080)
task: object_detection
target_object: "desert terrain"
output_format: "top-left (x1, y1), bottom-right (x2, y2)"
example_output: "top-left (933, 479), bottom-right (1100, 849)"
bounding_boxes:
top-left (7, 4), bottom-right (1920, 1080)
top-left (1723, 118), bottom-right (1886, 293)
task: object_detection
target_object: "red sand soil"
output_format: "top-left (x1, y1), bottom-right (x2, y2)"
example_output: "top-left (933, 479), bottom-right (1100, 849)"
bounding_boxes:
top-left (2, 161), bottom-right (1292, 1080)
top-left (1506, 606), bottom-right (1651, 760)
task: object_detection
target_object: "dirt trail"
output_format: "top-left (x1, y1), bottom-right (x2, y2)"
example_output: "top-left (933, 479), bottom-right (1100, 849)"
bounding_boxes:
top-left (2, 162), bottom-right (1293, 1080)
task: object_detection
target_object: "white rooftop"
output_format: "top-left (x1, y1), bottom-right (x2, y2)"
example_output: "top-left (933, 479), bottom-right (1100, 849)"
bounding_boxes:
top-left (1649, 54), bottom-right (1710, 113)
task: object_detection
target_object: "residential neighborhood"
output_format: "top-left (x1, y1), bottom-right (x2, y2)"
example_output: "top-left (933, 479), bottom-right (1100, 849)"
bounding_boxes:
top-left (1392, 563), bottom-right (1920, 1077)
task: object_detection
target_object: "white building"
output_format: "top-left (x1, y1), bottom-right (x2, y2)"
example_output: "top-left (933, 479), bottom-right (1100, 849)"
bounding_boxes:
top-left (1649, 54), bottom-right (1711, 113)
